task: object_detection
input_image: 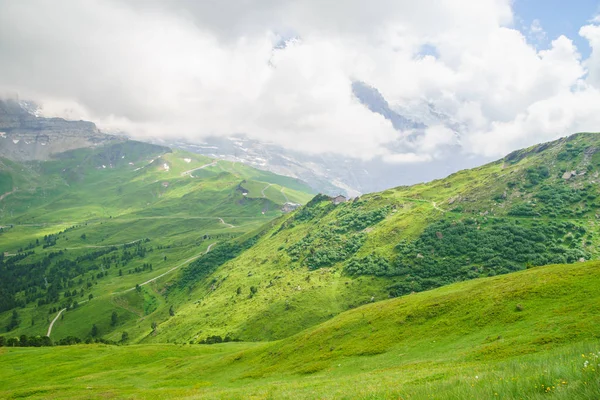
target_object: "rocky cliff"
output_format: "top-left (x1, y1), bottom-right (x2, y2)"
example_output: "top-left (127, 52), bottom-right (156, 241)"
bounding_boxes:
top-left (0, 99), bottom-right (121, 161)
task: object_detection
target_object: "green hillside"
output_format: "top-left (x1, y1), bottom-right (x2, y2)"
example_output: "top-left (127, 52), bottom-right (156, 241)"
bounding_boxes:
top-left (2, 133), bottom-right (600, 398)
top-left (1, 260), bottom-right (599, 399)
top-left (0, 140), bottom-right (314, 342)
top-left (152, 132), bottom-right (600, 343)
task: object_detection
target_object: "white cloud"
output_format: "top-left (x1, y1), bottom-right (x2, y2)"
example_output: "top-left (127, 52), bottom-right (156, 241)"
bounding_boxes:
top-left (1, 0), bottom-right (600, 163)
top-left (529, 19), bottom-right (547, 42)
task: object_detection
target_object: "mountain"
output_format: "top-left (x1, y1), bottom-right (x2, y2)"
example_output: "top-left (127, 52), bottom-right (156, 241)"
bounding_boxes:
top-left (151, 132), bottom-right (600, 343)
top-left (153, 134), bottom-right (489, 197)
top-left (2, 132), bottom-right (599, 345)
top-left (0, 138), bottom-right (314, 338)
top-left (351, 81), bottom-right (426, 131)
top-left (0, 99), bottom-right (120, 161)
top-left (1, 131), bottom-right (600, 398)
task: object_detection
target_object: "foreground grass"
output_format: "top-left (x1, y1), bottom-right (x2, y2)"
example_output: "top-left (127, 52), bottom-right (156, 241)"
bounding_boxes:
top-left (1, 261), bottom-right (599, 399)
top-left (0, 342), bottom-right (599, 399)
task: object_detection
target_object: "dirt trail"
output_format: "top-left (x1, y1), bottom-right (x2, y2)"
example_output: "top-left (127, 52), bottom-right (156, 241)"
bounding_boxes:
top-left (47, 308), bottom-right (66, 337)
top-left (47, 243), bottom-right (216, 337)
top-left (261, 183), bottom-right (273, 198)
top-left (46, 299), bottom-right (88, 337)
top-left (218, 217), bottom-right (235, 228)
top-left (280, 188), bottom-right (290, 203)
top-left (432, 201), bottom-right (446, 212)
top-left (63, 239), bottom-right (142, 250)
top-left (115, 243), bottom-right (217, 294)
top-left (0, 188), bottom-right (17, 202)
top-left (181, 161), bottom-right (217, 177)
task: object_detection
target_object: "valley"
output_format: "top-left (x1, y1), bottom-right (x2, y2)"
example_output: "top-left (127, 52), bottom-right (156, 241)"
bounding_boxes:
top-left (1, 130), bottom-right (600, 399)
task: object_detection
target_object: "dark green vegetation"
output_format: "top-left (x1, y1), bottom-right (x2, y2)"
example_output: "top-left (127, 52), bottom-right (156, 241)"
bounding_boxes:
top-left (2, 132), bottom-right (600, 398)
top-left (1, 261), bottom-right (599, 399)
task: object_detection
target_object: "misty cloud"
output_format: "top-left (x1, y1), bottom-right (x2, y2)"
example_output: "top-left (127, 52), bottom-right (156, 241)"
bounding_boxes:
top-left (1, 0), bottom-right (600, 162)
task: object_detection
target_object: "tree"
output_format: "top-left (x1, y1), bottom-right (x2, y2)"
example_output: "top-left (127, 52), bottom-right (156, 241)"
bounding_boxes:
top-left (89, 293), bottom-right (94, 301)
top-left (121, 331), bottom-right (129, 342)
top-left (151, 322), bottom-right (157, 332)
top-left (0, 336), bottom-right (5, 347)
top-left (91, 324), bottom-right (98, 337)
top-left (135, 284), bottom-right (141, 293)
top-left (6, 310), bottom-right (19, 332)
top-left (111, 311), bottom-right (118, 326)
top-left (169, 306), bottom-right (175, 317)
top-left (119, 269), bottom-right (123, 277)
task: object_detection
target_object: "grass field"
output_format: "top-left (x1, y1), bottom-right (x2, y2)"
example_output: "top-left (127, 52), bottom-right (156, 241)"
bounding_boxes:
top-left (1, 261), bottom-right (599, 399)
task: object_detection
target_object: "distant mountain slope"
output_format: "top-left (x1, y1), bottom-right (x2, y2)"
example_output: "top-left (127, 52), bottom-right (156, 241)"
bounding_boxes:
top-left (153, 132), bottom-right (600, 343)
top-left (0, 99), bottom-right (121, 161)
top-left (158, 134), bottom-right (491, 197)
top-left (0, 139), bottom-right (314, 341)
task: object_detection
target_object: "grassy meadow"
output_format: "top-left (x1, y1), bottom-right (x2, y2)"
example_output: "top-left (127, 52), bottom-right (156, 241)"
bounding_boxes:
top-left (1, 261), bottom-right (599, 399)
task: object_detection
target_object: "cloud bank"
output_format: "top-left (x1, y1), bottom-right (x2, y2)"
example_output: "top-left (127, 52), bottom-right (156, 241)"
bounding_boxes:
top-left (1, 0), bottom-right (600, 161)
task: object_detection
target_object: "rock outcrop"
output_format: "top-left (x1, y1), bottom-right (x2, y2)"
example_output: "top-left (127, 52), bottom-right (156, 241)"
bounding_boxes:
top-left (0, 99), bottom-right (121, 161)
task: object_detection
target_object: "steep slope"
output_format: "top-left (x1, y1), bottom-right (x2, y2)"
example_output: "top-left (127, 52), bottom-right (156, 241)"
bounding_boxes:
top-left (155, 132), bottom-right (600, 343)
top-left (1, 261), bottom-right (599, 399)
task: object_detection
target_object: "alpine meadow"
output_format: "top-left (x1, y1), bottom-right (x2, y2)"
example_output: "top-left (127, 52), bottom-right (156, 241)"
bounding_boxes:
top-left (3, 1), bottom-right (600, 398)
top-left (2, 118), bottom-right (600, 398)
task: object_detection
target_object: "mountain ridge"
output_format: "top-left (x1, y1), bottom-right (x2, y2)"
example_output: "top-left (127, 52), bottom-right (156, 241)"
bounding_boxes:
top-left (0, 99), bottom-right (122, 161)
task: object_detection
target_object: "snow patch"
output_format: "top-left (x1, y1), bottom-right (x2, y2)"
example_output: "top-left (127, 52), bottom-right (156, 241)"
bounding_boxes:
top-left (184, 158), bottom-right (192, 163)
top-left (12, 139), bottom-right (19, 144)
top-left (128, 162), bottom-right (134, 165)
top-left (102, 165), bottom-right (106, 169)
top-left (0, 132), bottom-right (6, 138)
top-left (163, 163), bottom-right (170, 171)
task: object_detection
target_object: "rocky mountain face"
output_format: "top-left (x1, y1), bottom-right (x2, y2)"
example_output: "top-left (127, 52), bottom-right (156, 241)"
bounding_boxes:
top-left (0, 99), bottom-right (121, 161)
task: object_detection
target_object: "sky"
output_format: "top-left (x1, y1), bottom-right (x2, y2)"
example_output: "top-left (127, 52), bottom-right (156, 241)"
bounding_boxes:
top-left (514, 0), bottom-right (600, 56)
top-left (1, 0), bottom-right (600, 165)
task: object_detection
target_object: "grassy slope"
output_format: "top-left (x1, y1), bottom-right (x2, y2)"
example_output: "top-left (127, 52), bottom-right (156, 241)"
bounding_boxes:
top-left (0, 141), bottom-right (314, 342)
top-left (1, 261), bottom-right (599, 399)
top-left (154, 132), bottom-right (600, 343)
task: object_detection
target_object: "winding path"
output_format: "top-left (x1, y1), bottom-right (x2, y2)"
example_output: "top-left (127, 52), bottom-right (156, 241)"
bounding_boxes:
top-left (280, 188), bottom-right (290, 203)
top-left (218, 217), bottom-right (235, 228)
top-left (46, 299), bottom-right (88, 337)
top-left (63, 239), bottom-right (142, 251)
top-left (431, 201), bottom-right (447, 213)
top-left (46, 243), bottom-right (217, 337)
top-left (261, 183), bottom-right (273, 198)
top-left (0, 188), bottom-right (17, 202)
top-left (46, 308), bottom-right (66, 337)
top-left (115, 242), bottom-right (217, 294)
top-left (181, 161), bottom-right (218, 177)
